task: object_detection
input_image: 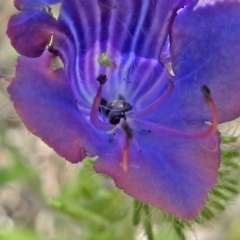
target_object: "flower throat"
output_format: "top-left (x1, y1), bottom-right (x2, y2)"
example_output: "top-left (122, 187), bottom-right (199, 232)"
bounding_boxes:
top-left (90, 74), bottom-right (218, 172)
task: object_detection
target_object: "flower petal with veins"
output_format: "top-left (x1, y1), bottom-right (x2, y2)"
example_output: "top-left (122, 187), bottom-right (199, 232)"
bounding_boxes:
top-left (8, 51), bottom-right (116, 163)
top-left (7, 0), bottom-right (240, 219)
top-left (7, 10), bottom-right (57, 57)
top-left (95, 127), bottom-right (221, 219)
top-left (170, 0), bottom-right (240, 123)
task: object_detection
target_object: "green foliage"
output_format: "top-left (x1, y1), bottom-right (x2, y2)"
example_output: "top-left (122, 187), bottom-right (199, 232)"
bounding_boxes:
top-left (0, 229), bottom-right (40, 240)
top-left (221, 136), bottom-right (238, 144)
top-left (0, 130), bottom-right (38, 185)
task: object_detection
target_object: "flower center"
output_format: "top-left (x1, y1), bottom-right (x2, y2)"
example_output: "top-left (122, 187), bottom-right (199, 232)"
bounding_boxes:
top-left (100, 99), bottom-right (133, 125)
top-left (90, 74), bottom-right (219, 172)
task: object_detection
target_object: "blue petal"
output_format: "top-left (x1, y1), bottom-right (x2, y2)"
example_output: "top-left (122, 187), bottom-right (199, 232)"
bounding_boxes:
top-left (53, 0), bottom-right (191, 109)
top-left (170, 0), bottom-right (240, 123)
top-left (8, 51), bottom-right (114, 163)
top-left (95, 129), bottom-right (220, 219)
top-left (7, 10), bottom-right (57, 57)
top-left (58, 0), bottom-right (190, 59)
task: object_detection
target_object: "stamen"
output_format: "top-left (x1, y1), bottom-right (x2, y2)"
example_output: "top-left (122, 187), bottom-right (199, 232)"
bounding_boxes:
top-left (201, 85), bottom-right (218, 137)
top-left (121, 122), bottom-right (133, 172)
top-left (90, 75), bottom-right (112, 131)
top-left (132, 80), bottom-right (174, 117)
top-left (122, 136), bottom-right (130, 172)
top-left (133, 86), bottom-right (218, 140)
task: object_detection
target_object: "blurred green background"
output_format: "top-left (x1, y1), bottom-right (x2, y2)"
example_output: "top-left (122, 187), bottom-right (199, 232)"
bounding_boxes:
top-left (1, 1), bottom-right (240, 240)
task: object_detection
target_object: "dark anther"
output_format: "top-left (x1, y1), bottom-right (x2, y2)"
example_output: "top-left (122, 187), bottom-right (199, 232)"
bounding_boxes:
top-left (97, 74), bottom-right (107, 85)
top-left (99, 98), bottom-right (109, 115)
top-left (201, 85), bottom-right (211, 102)
top-left (122, 122), bottom-right (133, 139)
top-left (100, 98), bottom-right (107, 106)
top-left (99, 99), bottom-right (133, 125)
top-left (48, 46), bottom-right (60, 56)
top-left (109, 115), bottom-right (123, 125)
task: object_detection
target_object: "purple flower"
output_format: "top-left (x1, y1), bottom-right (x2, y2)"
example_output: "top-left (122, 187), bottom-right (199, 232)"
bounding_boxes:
top-left (6, 0), bottom-right (240, 219)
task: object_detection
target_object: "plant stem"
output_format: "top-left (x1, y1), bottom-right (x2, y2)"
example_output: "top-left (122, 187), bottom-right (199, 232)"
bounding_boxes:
top-left (133, 200), bottom-right (143, 226)
top-left (143, 204), bottom-right (154, 240)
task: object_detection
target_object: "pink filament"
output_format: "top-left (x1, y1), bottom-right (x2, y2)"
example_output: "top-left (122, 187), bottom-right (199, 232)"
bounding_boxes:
top-left (133, 97), bottom-right (218, 140)
top-left (122, 136), bottom-right (130, 172)
top-left (132, 80), bottom-right (174, 117)
top-left (90, 84), bottom-right (112, 131)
